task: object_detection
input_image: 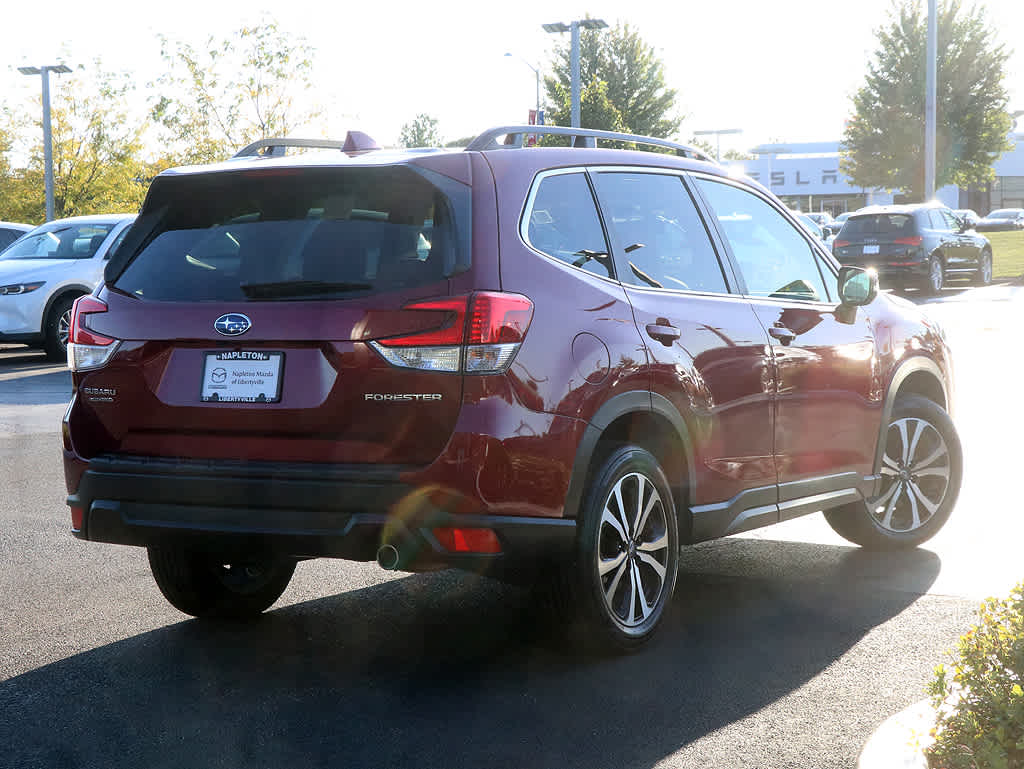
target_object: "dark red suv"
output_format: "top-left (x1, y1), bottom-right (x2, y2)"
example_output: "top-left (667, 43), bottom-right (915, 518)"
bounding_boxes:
top-left (62, 126), bottom-right (962, 651)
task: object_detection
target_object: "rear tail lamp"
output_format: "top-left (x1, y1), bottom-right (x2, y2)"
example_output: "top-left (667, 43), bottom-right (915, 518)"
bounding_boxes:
top-left (833, 239), bottom-right (850, 249)
top-left (369, 292), bottom-right (533, 374)
top-left (432, 527), bottom-right (502, 554)
top-left (67, 296), bottom-right (120, 371)
top-left (893, 236), bottom-right (924, 246)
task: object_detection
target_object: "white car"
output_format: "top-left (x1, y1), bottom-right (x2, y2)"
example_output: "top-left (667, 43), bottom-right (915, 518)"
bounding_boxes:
top-left (0, 214), bottom-right (136, 360)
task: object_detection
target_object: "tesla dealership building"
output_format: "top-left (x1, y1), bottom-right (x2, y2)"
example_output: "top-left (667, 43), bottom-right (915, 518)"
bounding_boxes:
top-left (734, 130), bottom-right (1024, 216)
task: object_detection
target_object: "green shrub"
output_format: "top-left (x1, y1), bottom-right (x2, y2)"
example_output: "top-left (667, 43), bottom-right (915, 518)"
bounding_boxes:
top-left (927, 582), bottom-right (1024, 769)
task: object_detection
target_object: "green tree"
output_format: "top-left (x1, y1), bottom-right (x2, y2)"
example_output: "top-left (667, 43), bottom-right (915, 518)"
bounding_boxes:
top-left (151, 18), bottom-right (319, 166)
top-left (841, 0), bottom-right (1012, 199)
top-left (399, 114), bottom-right (442, 148)
top-left (544, 21), bottom-right (681, 137)
top-left (0, 61), bottom-right (149, 224)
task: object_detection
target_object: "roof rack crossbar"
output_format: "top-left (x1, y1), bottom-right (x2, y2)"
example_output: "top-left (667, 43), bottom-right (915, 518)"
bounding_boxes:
top-left (233, 137), bottom-right (349, 158)
top-left (465, 125), bottom-right (714, 162)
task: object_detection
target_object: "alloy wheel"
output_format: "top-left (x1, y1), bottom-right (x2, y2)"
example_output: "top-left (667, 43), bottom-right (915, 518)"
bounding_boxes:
top-left (980, 252), bottom-right (993, 284)
top-left (57, 308), bottom-right (73, 350)
top-left (597, 472), bottom-right (671, 628)
top-left (929, 258), bottom-right (943, 293)
top-left (873, 417), bottom-right (951, 533)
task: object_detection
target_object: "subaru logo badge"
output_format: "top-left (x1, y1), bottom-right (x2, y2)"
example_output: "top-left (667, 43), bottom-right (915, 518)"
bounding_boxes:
top-left (214, 313), bottom-right (251, 336)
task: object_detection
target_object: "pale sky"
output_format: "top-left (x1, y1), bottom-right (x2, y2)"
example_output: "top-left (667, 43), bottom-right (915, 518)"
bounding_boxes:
top-left (3, 0), bottom-right (1023, 154)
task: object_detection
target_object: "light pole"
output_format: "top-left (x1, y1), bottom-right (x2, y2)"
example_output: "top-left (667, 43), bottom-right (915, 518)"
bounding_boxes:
top-left (924, 0), bottom-right (937, 200)
top-left (18, 64), bottom-right (72, 222)
top-left (694, 128), bottom-right (743, 162)
top-left (543, 18), bottom-right (608, 128)
top-left (504, 53), bottom-right (541, 120)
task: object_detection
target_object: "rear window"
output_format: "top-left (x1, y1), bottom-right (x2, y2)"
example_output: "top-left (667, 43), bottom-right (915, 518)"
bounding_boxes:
top-left (111, 166), bottom-right (468, 301)
top-left (839, 214), bottom-right (915, 239)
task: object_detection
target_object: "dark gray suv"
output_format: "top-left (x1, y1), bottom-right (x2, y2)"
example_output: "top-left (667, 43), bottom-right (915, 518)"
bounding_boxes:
top-left (832, 204), bottom-right (992, 293)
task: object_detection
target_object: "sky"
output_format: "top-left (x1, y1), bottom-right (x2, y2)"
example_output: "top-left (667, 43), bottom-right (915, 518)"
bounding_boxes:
top-left (3, 0), bottom-right (1023, 154)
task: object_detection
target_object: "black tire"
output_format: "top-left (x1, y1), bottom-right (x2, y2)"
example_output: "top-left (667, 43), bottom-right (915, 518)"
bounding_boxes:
top-left (542, 445), bottom-right (679, 653)
top-left (824, 394), bottom-right (961, 550)
top-left (921, 255), bottom-right (945, 295)
top-left (972, 248), bottom-right (993, 286)
top-left (44, 295), bottom-right (77, 362)
top-left (147, 546), bottom-right (296, 619)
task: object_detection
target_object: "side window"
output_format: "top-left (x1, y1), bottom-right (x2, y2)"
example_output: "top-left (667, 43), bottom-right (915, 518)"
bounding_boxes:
top-left (103, 225), bottom-right (131, 260)
top-left (928, 210), bottom-right (947, 230)
top-left (591, 172), bottom-right (729, 293)
top-left (940, 210), bottom-right (960, 231)
top-left (695, 178), bottom-right (831, 303)
top-left (525, 172), bottom-right (613, 279)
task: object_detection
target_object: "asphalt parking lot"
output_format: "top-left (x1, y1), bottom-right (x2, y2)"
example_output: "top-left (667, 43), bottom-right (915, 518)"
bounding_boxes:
top-left (0, 283), bottom-right (1017, 768)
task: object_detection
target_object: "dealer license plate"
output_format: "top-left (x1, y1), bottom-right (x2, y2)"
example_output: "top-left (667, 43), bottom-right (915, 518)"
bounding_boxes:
top-left (200, 351), bottom-right (284, 403)
top-left (863, 245), bottom-right (880, 254)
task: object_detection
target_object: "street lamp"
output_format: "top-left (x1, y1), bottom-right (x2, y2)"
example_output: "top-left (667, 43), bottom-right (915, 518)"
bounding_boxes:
top-left (543, 18), bottom-right (608, 128)
top-left (504, 53), bottom-right (541, 121)
top-left (693, 128), bottom-right (743, 162)
top-left (18, 63), bottom-right (72, 222)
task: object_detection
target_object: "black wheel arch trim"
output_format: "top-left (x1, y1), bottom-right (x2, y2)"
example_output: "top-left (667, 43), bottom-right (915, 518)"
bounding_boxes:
top-left (42, 285), bottom-right (93, 332)
top-left (562, 390), bottom-right (696, 520)
top-left (874, 355), bottom-right (950, 485)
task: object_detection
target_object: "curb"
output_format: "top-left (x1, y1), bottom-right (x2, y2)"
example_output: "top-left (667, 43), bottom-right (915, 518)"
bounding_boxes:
top-left (858, 699), bottom-right (936, 769)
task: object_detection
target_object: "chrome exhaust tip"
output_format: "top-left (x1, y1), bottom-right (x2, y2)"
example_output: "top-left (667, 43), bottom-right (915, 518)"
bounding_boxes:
top-left (376, 544), bottom-right (401, 571)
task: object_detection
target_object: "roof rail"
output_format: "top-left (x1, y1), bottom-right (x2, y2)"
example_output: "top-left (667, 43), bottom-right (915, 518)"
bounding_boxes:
top-left (232, 131), bottom-right (380, 158)
top-left (465, 125), bottom-right (716, 162)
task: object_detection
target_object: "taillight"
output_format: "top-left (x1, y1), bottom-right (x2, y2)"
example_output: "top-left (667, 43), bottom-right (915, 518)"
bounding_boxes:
top-left (67, 296), bottom-right (120, 371)
top-left (369, 292), bottom-right (533, 374)
top-left (893, 236), bottom-right (924, 246)
top-left (833, 239), bottom-right (850, 248)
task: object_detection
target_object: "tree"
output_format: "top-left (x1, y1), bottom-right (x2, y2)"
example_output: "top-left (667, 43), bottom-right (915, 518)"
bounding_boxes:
top-left (151, 18), bottom-right (319, 166)
top-left (544, 21), bottom-right (681, 137)
top-left (399, 114), bottom-right (442, 148)
top-left (0, 61), bottom-right (149, 224)
top-left (841, 0), bottom-right (1012, 199)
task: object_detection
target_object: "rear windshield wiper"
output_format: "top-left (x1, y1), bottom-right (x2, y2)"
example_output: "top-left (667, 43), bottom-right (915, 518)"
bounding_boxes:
top-left (240, 279), bottom-right (373, 298)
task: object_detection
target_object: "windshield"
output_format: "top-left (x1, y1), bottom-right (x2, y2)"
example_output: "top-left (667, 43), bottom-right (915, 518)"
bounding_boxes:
top-left (987, 209), bottom-right (1019, 219)
top-left (112, 166), bottom-right (468, 302)
top-left (0, 223), bottom-right (113, 260)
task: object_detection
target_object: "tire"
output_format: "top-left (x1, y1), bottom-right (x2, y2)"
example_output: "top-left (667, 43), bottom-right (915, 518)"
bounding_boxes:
top-left (921, 255), bottom-right (945, 295)
top-left (542, 445), bottom-right (679, 653)
top-left (972, 248), bottom-right (993, 286)
top-left (147, 546), bottom-right (296, 619)
top-left (43, 295), bottom-right (77, 362)
top-left (824, 394), bottom-right (961, 550)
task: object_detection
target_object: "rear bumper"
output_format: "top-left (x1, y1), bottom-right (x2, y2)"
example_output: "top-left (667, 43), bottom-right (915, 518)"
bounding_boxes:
top-left (66, 454), bottom-right (576, 575)
top-left (837, 258), bottom-right (928, 283)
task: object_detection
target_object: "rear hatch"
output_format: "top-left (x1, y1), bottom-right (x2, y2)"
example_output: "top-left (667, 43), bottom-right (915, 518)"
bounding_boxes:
top-left (832, 212), bottom-right (922, 264)
top-left (74, 163), bottom-right (473, 466)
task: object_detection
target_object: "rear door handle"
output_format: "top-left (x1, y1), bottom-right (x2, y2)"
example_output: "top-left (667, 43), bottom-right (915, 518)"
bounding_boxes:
top-left (646, 320), bottom-right (681, 347)
top-left (768, 325), bottom-right (796, 345)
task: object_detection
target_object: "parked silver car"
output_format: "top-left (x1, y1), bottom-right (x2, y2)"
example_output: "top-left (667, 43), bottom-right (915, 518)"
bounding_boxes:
top-left (0, 214), bottom-right (136, 360)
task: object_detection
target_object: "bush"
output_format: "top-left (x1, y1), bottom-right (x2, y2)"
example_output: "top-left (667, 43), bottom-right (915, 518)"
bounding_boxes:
top-left (927, 582), bottom-right (1024, 768)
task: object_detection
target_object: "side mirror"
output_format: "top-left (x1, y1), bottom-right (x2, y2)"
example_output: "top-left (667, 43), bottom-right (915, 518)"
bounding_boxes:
top-left (838, 266), bottom-right (878, 307)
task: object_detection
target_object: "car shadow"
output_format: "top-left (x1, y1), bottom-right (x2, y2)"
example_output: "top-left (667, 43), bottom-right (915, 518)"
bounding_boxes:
top-left (0, 539), bottom-right (941, 769)
top-left (0, 367), bottom-right (71, 406)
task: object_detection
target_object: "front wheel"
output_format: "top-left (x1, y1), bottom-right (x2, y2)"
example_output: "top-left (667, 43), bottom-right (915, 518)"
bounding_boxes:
top-left (921, 256), bottom-right (945, 295)
top-left (44, 295), bottom-right (77, 362)
top-left (972, 249), bottom-right (993, 286)
top-left (147, 546), bottom-right (296, 618)
top-left (543, 445), bottom-right (679, 653)
top-left (824, 394), bottom-right (961, 549)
